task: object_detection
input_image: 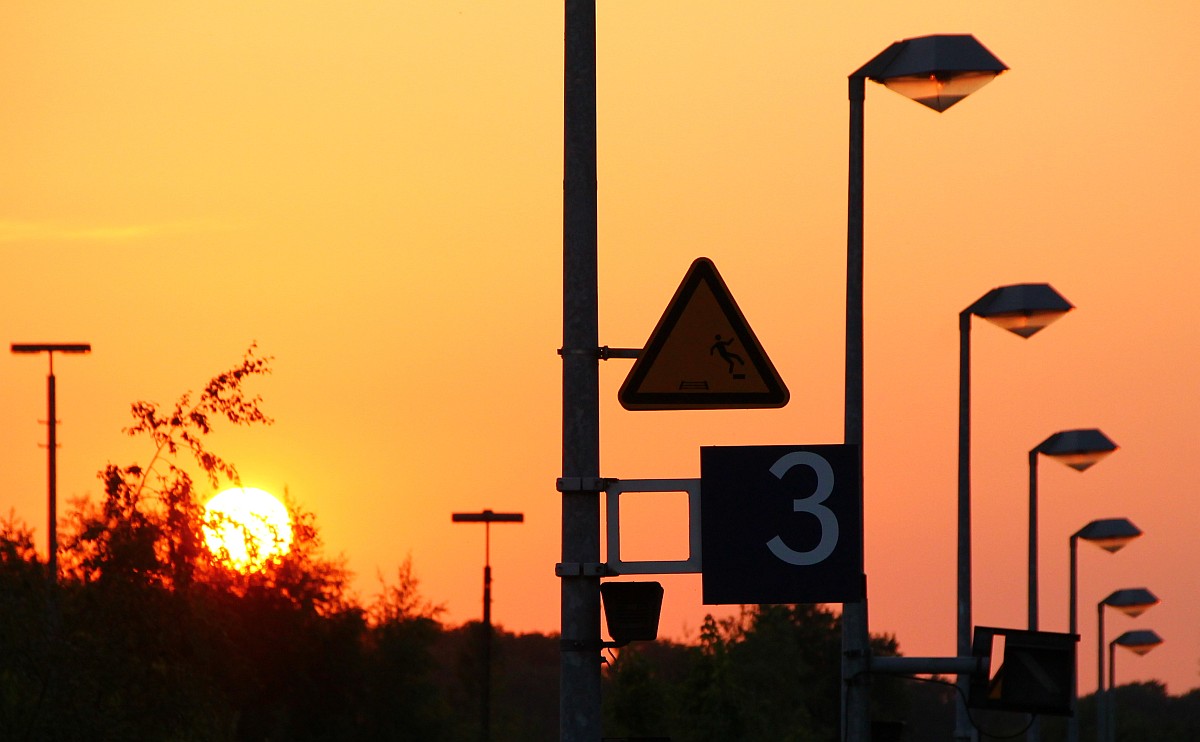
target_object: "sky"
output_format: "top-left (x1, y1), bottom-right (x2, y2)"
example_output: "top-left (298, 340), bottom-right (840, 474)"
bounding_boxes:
top-left (2, 1), bottom-right (1198, 698)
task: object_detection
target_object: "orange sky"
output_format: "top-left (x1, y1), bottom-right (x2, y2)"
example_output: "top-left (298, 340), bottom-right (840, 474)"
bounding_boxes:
top-left (3, 1), bottom-right (1198, 697)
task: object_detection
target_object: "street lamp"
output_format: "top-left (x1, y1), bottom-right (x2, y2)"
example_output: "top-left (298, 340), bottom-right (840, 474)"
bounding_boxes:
top-left (11, 343), bottom-right (92, 585)
top-left (452, 509), bottom-right (524, 742)
top-left (848, 34), bottom-right (1006, 742)
top-left (1066, 518), bottom-right (1141, 742)
top-left (957, 283), bottom-right (1069, 739)
top-left (1097, 588), bottom-right (1159, 742)
top-left (1029, 429), bottom-right (1119, 631)
top-left (1107, 629), bottom-right (1163, 742)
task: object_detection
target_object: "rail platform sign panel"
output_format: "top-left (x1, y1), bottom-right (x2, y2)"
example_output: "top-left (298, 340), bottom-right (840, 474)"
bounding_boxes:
top-left (700, 444), bottom-right (863, 604)
top-left (618, 258), bottom-right (789, 410)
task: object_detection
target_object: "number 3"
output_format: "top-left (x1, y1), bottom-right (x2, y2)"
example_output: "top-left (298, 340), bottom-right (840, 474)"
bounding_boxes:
top-left (765, 451), bottom-right (839, 566)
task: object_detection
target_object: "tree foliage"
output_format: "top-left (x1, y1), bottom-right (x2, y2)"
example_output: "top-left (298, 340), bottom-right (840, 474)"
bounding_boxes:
top-left (0, 347), bottom-right (457, 741)
top-left (3, 347), bottom-right (1198, 740)
top-left (602, 603), bottom-right (911, 742)
top-left (1037, 682), bottom-right (1200, 742)
top-left (64, 344), bottom-right (274, 591)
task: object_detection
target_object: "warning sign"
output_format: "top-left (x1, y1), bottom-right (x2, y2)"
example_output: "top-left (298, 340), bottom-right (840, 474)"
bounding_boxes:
top-left (618, 258), bottom-right (789, 410)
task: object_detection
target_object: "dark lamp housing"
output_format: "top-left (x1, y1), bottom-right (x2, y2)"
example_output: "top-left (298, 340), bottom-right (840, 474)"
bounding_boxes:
top-left (970, 284), bottom-right (1074, 338)
top-left (1113, 629), bottom-right (1163, 656)
top-left (858, 34), bottom-right (1008, 112)
top-left (1036, 429), bottom-right (1119, 471)
top-left (601, 581), bottom-right (664, 646)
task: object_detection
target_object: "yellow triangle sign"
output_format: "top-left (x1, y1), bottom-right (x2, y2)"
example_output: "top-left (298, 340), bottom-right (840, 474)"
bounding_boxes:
top-left (619, 258), bottom-right (789, 410)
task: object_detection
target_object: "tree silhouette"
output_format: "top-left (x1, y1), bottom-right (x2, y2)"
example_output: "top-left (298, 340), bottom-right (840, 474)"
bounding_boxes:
top-left (64, 344), bottom-right (274, 590)
top-left (4, 347), bottom-right (1197, 740)
top-left (603, 603), bottom-right (910, 742)
top-left (0, 346), bottom-right (399, 740)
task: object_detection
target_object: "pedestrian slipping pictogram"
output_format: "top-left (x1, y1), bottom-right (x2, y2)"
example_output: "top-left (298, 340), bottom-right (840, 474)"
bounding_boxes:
top-left (618, 257), bottom-right (789, 410)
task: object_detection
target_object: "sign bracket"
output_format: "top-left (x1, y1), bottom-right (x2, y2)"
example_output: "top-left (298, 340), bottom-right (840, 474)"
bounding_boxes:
top-left (604, 478), bottom-right (702, 575)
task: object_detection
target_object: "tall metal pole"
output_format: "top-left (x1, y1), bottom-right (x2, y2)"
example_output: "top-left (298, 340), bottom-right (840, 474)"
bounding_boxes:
top-left (841, 73), bottom-right (871, 742)
top-left (1068, 533), bottom-right (1081, 742)
top-left (482, 521), bottom-right (492, 742)
top-left (1106, 642), bottom-right (1116, 742)
top-left (1027, 450), bottom-right (1042, 742)
top-left (561, 1), bottom-right (602, 739)
top-left (12, 343), bottom-right (91, 587)
top-left (1096, 602), bottom-right (1106, 742)
top-left (1028, 450), bottom-right (1040, 631)
top-left (956, 310), bottom-right (975, 741)
top-left (47, 366), bottom-right (58, 585)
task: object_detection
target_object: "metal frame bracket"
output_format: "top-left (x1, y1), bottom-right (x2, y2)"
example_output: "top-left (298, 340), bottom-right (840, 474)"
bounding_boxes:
top-left (605, 478), bottom-right (702, 575)
top-left (557, 346), bottom-right (641, 361)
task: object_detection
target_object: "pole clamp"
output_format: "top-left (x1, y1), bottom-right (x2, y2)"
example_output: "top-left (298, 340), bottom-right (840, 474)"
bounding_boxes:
top-left (555, 562), bottom-right (612, 577)
top-left (556, 477), bottom-right (612, 493)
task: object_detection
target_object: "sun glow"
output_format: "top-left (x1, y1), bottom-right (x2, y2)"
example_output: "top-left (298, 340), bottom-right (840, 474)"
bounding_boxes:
top-left (203, 487), bottom-right (293, 571)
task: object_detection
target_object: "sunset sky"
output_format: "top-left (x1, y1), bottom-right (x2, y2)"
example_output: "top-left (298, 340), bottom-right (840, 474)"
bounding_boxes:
top-left (3, 1), bottom-right (1198, 698)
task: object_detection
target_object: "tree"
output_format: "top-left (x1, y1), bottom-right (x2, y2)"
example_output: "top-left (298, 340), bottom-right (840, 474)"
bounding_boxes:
top-left (64, 344), bottom-right (274, 590)
top-left (0, 346), bottom-right (379, 740)
top-left (0, 346), bottom-right (492, 740)
top-left (356, 558), bottom-right (457, 740)
top-left (602, 638), bottom-right (691, 739)
top-left (0, 514), bottom-right (53, 739)
top-left (602, 603), bottom-right (910, 742)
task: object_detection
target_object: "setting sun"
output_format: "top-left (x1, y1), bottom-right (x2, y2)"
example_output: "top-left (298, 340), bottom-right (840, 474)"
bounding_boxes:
top-left (203, 487), bottom-right (293, 571)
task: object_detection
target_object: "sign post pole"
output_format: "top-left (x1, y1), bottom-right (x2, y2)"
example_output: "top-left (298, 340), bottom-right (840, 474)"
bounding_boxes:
top-left (561, 2), bottom-right (602, 740)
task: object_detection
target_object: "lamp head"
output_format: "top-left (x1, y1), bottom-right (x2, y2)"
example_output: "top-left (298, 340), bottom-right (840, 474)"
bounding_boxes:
top-left (11, 343), bottom-right (92, 354)
top-left (968, 283), bottom-right (1073, 338)
top-left (856, 34), bottom-right (1008, 112)
top-left (1102, 588), bottom-right (1159, 618)
top-left (1113, 629), bottom-right (1163, 656)
top-left (1075, 518), bottom-right (1141, 553)
top-left (451, 510), bottom-right (524, 524)
top-left (1035, 428), bottom-right (1118, 471)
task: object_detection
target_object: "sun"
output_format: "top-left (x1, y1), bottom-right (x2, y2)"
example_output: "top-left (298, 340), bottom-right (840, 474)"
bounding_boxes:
top-left (202, 487), bottom-right (293, 571)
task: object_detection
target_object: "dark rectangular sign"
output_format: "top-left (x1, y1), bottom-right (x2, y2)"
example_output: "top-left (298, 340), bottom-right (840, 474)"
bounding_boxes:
top-left (701, 445), bottom-right (863, 604)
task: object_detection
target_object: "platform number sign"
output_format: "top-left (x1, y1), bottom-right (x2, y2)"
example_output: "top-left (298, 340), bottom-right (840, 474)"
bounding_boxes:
top-left (700, 445), bottom-right (863, 605)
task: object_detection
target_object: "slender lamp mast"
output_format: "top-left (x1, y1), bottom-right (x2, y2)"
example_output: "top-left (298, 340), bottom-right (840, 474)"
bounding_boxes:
top-left (1066, 518), bottom-right (1141, 742)
top-left (1107, 629), bottom-right (1163, 742)
top-left (1028, 428), bottom-right (1117, 630)
top-left (1096, 588), bottom-right (1158, 741)
top-left (846, 36), bottom-right (1006, 740)
top-left (452, 509), bottom-right (524, 742)
top-left (11, 343), bottom-right (92, 585)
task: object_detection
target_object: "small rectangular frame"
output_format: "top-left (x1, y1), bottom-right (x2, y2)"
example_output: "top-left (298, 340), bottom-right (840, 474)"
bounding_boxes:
top-left (605, 478), bottom-right (701, 575)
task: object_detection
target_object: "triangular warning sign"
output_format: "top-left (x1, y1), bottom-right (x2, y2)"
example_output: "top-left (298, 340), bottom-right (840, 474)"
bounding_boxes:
top-left (618, 257), bottom-right (789, 410)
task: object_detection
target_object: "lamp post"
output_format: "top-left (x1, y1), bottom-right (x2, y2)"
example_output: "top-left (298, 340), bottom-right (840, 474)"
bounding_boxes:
top-left (958, 284), bottom-right (1070, 740)
top-left (452, 509), bottom-right (524, 742)
top-left (1067, 519), bottom-right (1142, 742)
top-left (847, 35), bottom-right (1006, 742)
top-left (1029, 429), bottom-right (1118, 630)
top-left (1107, 629), bottom-right (1163, 742)
top-left (11, 343), bottom-right (92, 586)
top-left (1097, 588), bottom-right (1158, 742)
